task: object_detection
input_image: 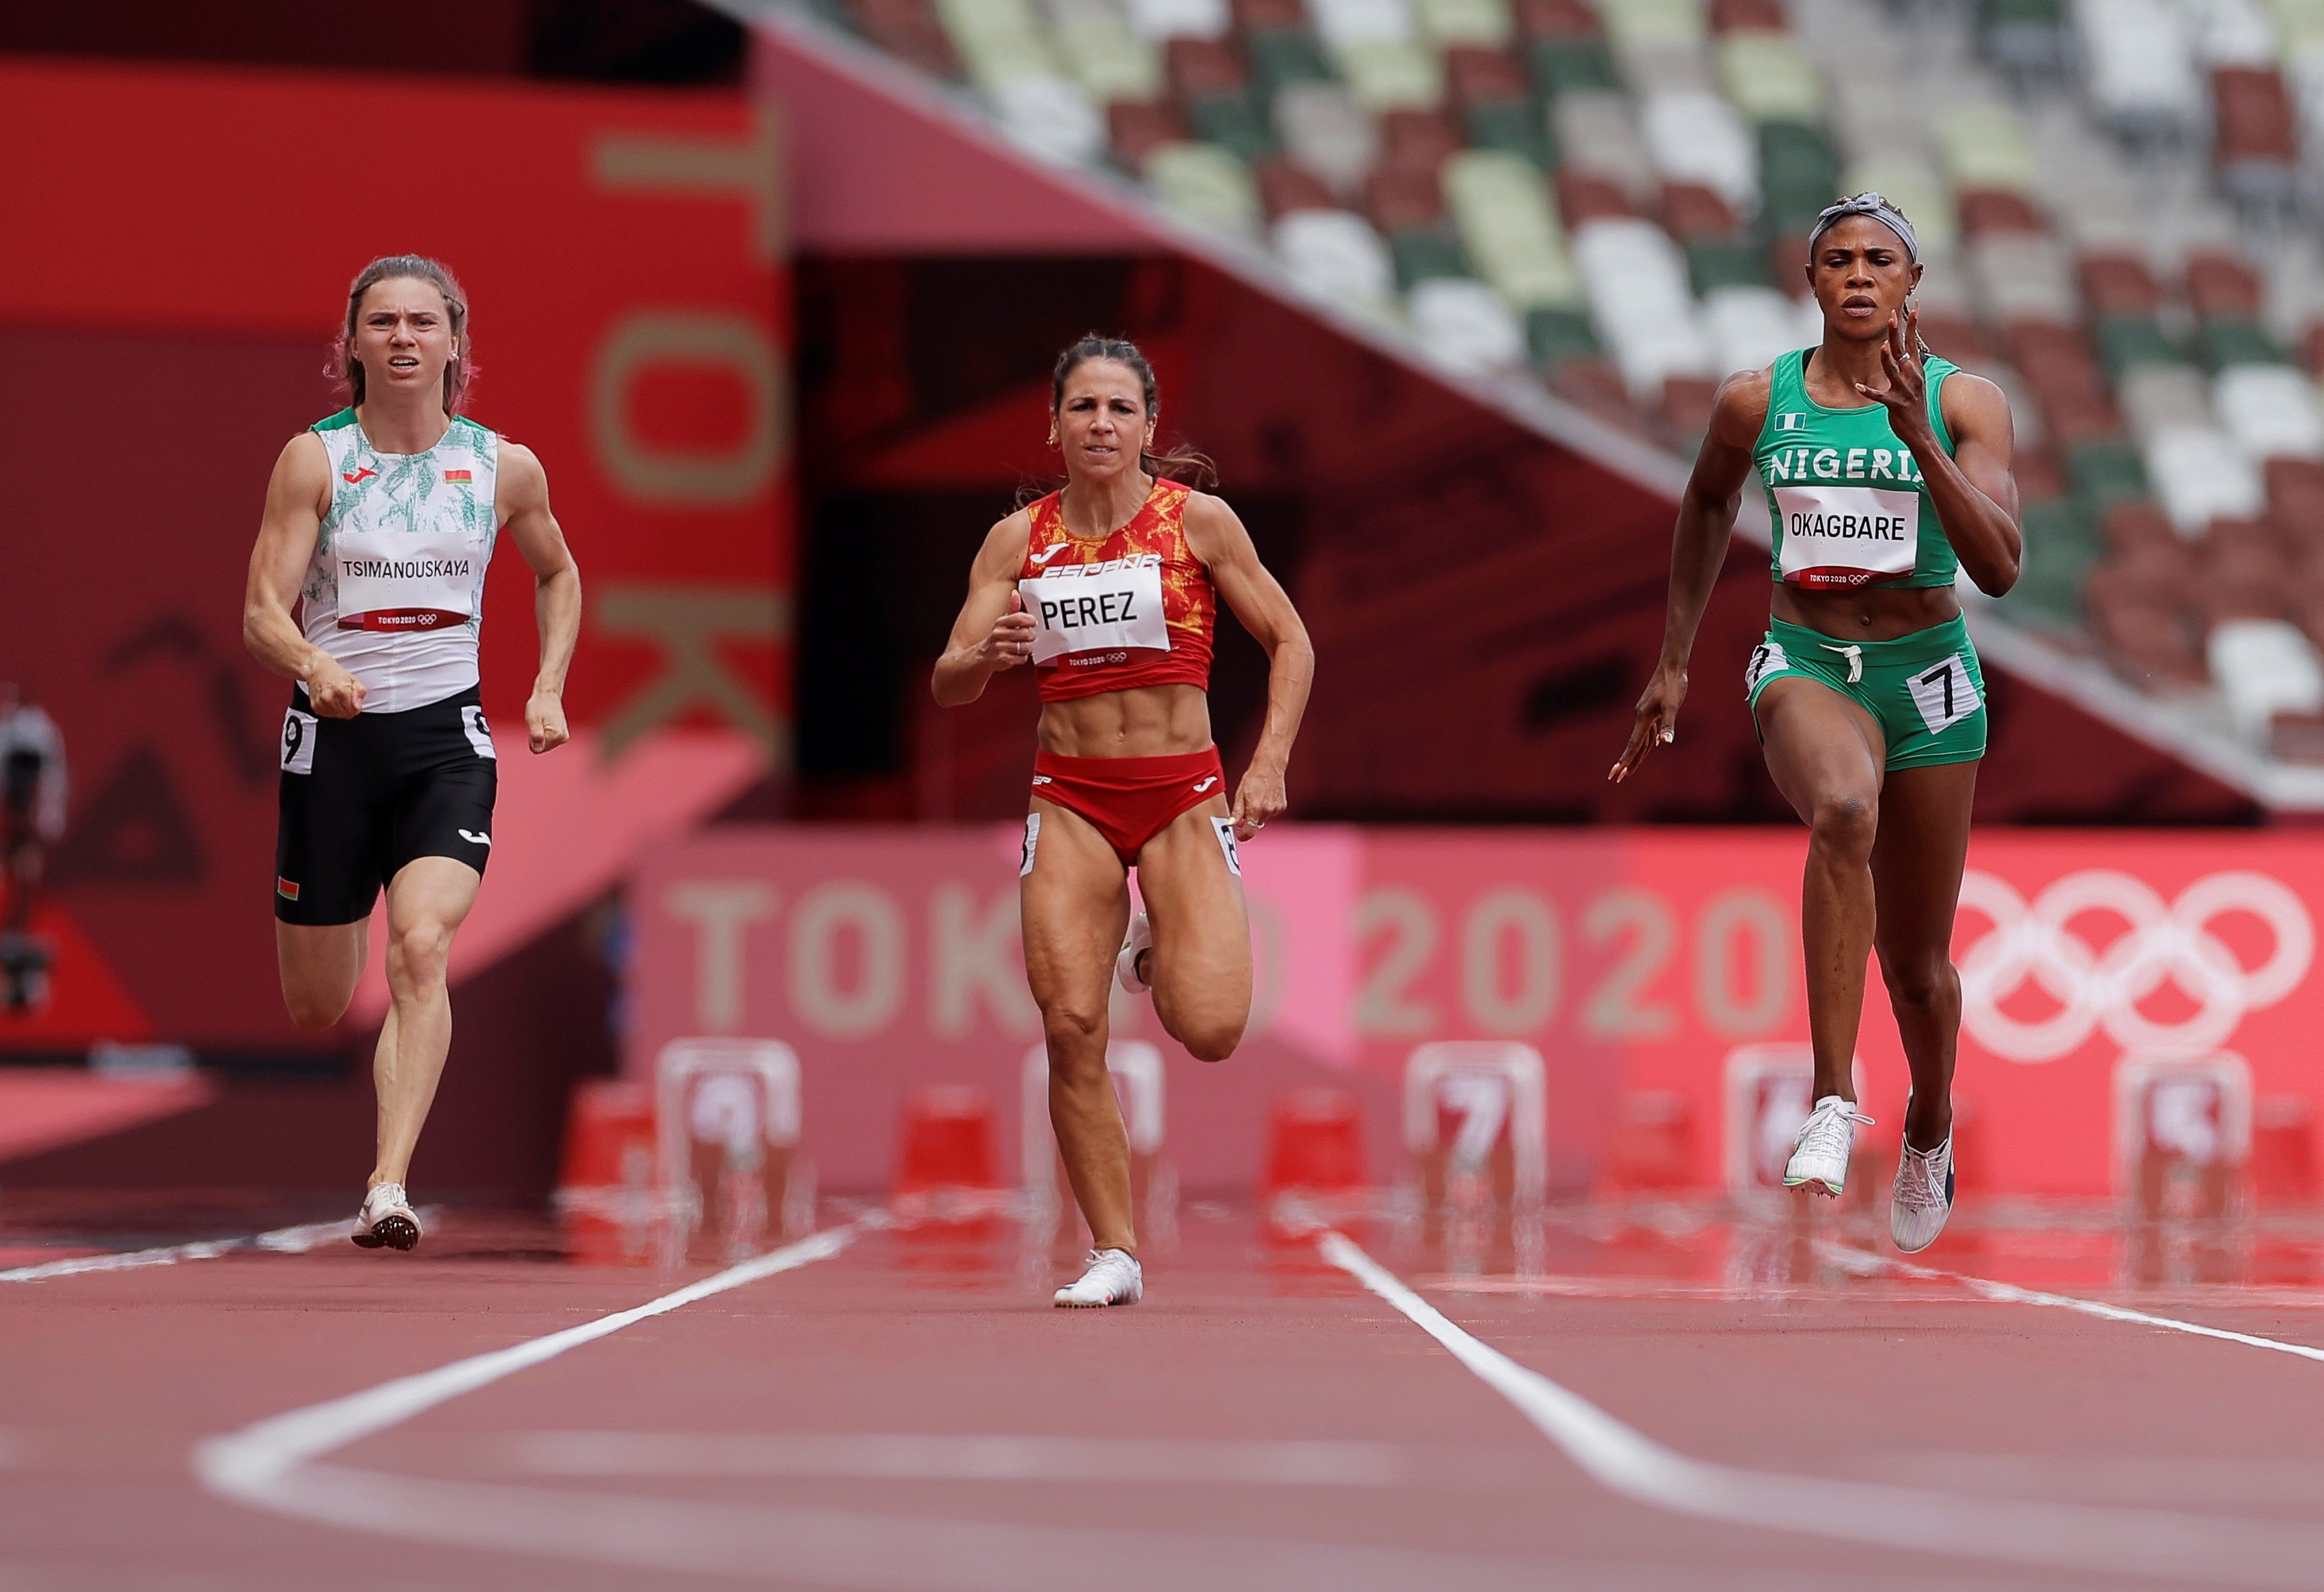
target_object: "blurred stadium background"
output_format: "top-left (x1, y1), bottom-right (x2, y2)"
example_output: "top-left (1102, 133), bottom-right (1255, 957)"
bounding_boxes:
top-left (3, 0), bottom-right (2323, 1245)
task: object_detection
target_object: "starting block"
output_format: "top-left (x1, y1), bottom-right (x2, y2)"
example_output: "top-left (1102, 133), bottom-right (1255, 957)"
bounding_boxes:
top-left (1722, 1044), bottom-right (1864, 1202)
top-left (656, 1036), bottom-right (813, 1251)
top-left (1021, 1041), bottom-right (1176, 1243)
top-left (2115, 1051), bottom-right (2252, 1218)
top-left (1402, 1042), bottom-right (1547, 1209)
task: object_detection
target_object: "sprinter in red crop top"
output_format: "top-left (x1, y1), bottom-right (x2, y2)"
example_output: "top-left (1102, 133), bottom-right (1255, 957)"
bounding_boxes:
top-left (933, 336), bottom-right (1315, 1309)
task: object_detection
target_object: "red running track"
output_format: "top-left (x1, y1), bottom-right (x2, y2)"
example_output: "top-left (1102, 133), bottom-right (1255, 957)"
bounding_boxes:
top-left (8, 1201), bottom-right (2324, 1591)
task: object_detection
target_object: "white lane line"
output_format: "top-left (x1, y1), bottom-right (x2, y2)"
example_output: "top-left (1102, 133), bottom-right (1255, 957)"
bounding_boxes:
top-left (500, 1431), bottom-right (1411, 1486)
top-left (1820, 1242), bottom-right (2324, 1364)
top-left (195, 1222), bottom-right (863, 1505)
top-left (1320, 1228), bottom-right (2324, 1589)
top-left (0, 1215), bottom-right (360, 1283)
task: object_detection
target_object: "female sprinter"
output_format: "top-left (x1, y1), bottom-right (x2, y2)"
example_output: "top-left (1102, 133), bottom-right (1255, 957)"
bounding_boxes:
top-left (1610, 195), bottom-right (2021, 1253)
top-left (243, 256), bottom-right (582, 1251)
top-left (934, 335), bottom-right (1314, 1307)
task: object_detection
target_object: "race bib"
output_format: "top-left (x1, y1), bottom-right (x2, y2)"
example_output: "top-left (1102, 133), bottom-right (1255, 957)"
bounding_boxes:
top-left (1019, 556), bottom-right (1170, 666)
top-left (1907, 652), bottom-right (1982, 735)
top-left (1774, 486), bottom-right (1919, 588)
top-left (336, 528), bottom-right (479, 632)
top-left (280, 708), bottom-right (317, 775)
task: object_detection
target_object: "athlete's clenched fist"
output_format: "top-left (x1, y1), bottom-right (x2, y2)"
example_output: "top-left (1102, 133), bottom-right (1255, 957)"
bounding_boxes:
top-left (980, 591), bottom-right (1038, 671)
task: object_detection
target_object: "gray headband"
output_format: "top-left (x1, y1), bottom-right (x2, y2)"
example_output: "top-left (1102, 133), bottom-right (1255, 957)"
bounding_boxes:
top-left (1808, 193), bottom-right (1918, 261)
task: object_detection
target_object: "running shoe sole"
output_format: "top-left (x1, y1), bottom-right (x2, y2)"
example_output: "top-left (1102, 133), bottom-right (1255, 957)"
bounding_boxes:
top-left (352, 1214), bottom-right (420, 1251)
top-left (1052, 1290), bottom-right (1138, 1308)
top-left (1781, 1174), bottom-right (1844, 1197)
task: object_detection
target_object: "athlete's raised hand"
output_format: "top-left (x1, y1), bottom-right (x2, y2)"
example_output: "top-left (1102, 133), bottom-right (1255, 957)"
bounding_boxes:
top-left (1609, 662), bottom-right (1686, 783)
top-left (304, 652), bottom-right (366, 719)
top-left (1230, 756), bottom-right (1286, 842)
top-left (979, 591), bottom-right (1038, 672)
top-left (527, 685), bottom-right (570, 754)
top-left (1854, 309), bottom-right (1933, 448)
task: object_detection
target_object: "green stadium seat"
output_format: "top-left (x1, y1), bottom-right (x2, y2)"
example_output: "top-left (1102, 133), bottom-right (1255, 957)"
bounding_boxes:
top-left (1528, 37), bottom-right (1622, 99)
top-left (2067, 438), bottom-right (2152, 521)
top-left (2001, 498), bottom-right (2101, 625)
top-left (1756, 120), bottom-right (1841, 228)
top-left (1526, 306), bottom-right (1600, 368)
top-left (2096, 316), bottom-right (2185, 384)
top-left (2200, 316), bottom-right (2288, 372)
top-left (1465, 100), bottom-right (1556, 165)
top-left (1687, 237), bottom-right (1768, 293)
top-left (1390, 226), bottom-right (1472, 288)
top-left (1247, 29), bottom-right (1333, 99)
top-left (1188, 91), bottom-right (1276, 160)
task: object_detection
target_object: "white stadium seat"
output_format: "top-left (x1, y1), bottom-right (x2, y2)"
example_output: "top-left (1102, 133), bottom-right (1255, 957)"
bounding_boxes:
top-left (1125, 0), bottom-right (1231, 39)
top-left (1274, 209), bottom-right (1399, 314)
top-left (2209, 619), bottom-right (2324, 742)
top-left (1144, 141), bottom-right (1262, 238)
top-left (1308, 0), bottom-right (1416, 49)
top-left (2077, 0), bottom-right (2206, 132)
top-left (1274, 82), bottom-right (1378, 200)
top-left (1703, 286), bottom-right (1806, 379)
top-left (1408, 276), bottom-right (1529, 373)
top-left (2119, 362), bottom-right (2217, 442)
top-left (992, 75), bottom-right (1107, 166)
top-left (1576, 217), bottom-right (1713, 398)
top-left (2214, 362), bottom-right (2324, 459)
top-left (1641, 90), bottom-right (1758, 214)
top-left (2142, 425), bottom-right (2268, 531)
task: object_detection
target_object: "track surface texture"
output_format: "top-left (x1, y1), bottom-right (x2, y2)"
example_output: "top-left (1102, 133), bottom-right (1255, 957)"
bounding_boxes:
top-left (8, 1196), bottom-right (2324, 1591)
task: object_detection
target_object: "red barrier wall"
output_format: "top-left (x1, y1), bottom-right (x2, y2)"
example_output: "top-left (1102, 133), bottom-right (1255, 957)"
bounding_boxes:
top-left (0, 59), bottom-right (785, 1051)
top-left (629, 825), bottom-right (2319, 1197)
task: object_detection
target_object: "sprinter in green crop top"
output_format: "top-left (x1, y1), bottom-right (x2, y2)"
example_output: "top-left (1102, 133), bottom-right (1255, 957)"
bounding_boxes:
top-left (1610, 195), bottom-right (2023, 1252)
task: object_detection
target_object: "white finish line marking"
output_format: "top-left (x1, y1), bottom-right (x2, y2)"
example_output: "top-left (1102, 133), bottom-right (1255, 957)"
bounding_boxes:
top-left (0, 1215), bottom-right (360, 1282)
top-left (1319, 1228), bottom-right (2324, 1588)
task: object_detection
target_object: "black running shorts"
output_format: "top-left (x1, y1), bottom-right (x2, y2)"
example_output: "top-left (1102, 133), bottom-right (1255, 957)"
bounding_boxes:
top-left (274, 684), bottom-right (498, 926)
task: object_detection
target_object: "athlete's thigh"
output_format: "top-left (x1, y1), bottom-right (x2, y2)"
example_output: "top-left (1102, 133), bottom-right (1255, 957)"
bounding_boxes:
top-left (383, 854), bottom-right (483, 942)
top-left (1753, 675), bottom-right (1887, 822)
top-left (1868, 760), bottom-right (1979, 956)
top-left (275, 919), bottom-right (368, 1011)
top-left (1132, 798), bottom-right (1249, 1009)
top-left (1019, 797), bottom-right (1131, 1016)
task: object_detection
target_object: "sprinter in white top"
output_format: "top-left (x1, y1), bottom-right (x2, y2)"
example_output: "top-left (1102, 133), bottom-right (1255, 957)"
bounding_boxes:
top-left (242, 255), bottom-right (582, 1252)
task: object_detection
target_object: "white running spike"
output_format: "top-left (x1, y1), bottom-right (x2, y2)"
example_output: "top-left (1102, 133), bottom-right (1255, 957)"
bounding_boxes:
top-left (1782, 1094), bottom-right (1872, 1197)
top-left (1115, 912), bottom-right (1154, 995)
top-left (1053, 1247), bottom-right (1142, 1307)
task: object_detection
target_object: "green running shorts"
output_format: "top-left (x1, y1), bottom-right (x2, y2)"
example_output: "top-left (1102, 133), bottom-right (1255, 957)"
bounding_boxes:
top-left (1743, 612), bottom-right (1987, 771)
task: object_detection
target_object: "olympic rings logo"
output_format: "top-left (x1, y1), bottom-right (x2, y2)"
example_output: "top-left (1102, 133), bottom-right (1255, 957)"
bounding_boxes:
top-left (1955, 870), bottom-right (2313, 1063)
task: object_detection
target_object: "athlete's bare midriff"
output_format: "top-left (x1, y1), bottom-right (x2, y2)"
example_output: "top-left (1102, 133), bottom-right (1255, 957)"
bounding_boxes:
top-left (1772, 581), bottom-right (1962, 642)
top-left (1037, 682), bottom-right (1213, 758)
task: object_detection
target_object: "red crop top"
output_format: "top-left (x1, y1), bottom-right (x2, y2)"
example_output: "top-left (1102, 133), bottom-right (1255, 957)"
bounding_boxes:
top-left (1017, 479), bottom-right (1216, 703)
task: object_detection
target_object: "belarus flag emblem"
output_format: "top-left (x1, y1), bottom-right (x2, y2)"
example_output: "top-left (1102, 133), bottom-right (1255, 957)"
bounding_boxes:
top-left (443, 468), bottom-right (473, 483)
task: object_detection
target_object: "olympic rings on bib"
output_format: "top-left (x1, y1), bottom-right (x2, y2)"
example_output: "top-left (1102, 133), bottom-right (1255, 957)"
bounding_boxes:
top-left (1955, 869), bottom-right (2314, 1062)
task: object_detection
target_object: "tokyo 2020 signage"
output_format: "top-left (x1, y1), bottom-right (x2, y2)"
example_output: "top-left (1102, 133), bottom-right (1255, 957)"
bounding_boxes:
top-left (629, 827), bottom-right (2324, 1197)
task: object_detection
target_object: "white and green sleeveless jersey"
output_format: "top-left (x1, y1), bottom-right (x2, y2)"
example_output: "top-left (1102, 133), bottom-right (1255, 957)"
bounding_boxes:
top-left (303, 409), bottom-right (500, 713)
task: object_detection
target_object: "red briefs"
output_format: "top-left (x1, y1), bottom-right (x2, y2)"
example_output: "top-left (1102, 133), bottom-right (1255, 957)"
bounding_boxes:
top-left (1030, 747), bottom-right (1226, 863)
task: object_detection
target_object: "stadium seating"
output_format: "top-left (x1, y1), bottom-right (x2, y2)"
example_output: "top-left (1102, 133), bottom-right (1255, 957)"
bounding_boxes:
top-left (825, 0), bottom-right (2324, 756)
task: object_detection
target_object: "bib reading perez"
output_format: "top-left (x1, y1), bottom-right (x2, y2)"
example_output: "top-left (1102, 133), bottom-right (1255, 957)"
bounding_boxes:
top-left (1756, 347), bottom-right (1962, 591)
top-left (1017, 479), bottom-right (1216, 702)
